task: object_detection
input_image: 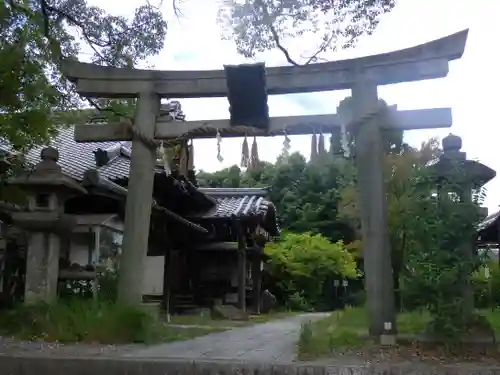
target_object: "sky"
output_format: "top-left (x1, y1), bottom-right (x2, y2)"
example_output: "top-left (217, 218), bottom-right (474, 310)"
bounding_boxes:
top-left (85, 0), bottom-right (500, 212)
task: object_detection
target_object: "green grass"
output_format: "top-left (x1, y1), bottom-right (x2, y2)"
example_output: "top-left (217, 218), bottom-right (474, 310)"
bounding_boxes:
top-left (297, 307), bottom-right (500, 360)
top-left (0, 299), bottom-right (223, 344)
top-left (249, 311), bottom-right (298, 323)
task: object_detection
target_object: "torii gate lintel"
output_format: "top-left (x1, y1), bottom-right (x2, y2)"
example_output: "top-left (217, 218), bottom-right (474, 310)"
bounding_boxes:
top-left (73, 107), bottom-right (452, 143)
top-left (61, 29), bottom-right (468, 98)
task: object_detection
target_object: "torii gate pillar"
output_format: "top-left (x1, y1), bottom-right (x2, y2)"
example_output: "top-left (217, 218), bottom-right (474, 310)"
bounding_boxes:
top-left (352, 80), bottom-right (395, 337)
top-left (118, 92), bottom-right (160, 304)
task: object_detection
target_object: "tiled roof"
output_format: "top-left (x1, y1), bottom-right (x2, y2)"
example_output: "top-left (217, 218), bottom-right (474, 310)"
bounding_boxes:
top-left (17, 101), bottom-right (188, 181)
top-left (191, 187), bottom-right (280, 236)
top-left (193, 187), bottom-right (272, 218)
top-left (197, 187), bottom-right (270, 197)
top-left (22, 127), bottom-right (131, 181)
top-left (82, 170), bottom-right (207, 234)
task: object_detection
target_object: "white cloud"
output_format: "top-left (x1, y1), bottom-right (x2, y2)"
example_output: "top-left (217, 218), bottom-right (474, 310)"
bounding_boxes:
top-left (87, 0), bottom-right (500, 211)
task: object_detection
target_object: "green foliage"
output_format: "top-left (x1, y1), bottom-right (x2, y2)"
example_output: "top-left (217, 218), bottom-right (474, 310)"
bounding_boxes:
top-left (197, 98), bottom-right (412, 247)
top-left (339, 139), bottom-right (442, 310)
top-left (59, 267), bottom-right (119, 302)
top-left (198, 152), bottom-right (357, 244)
top-left (0, 0), bottom-right (168, 149)
top-left (96, 267), bottom-right (119, 302)
top-left (472, 260), bottom-right (500, 309)
top-left (400, 165), bottom-right (486, 338)
top-left (298, 306), bottom-right (500, 360)
top-left (218, 0), bottom-right (396, 65)
top-left (264, 232), bottom-right (358, 309)
top-left (198, 165), bottom-right (245, 188)
top-left (0, 300), bottom-right (161, 343)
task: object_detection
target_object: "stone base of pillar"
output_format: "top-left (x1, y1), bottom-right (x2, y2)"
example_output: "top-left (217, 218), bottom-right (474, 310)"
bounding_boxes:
top-left (380, 334), bottom-right (396, 346)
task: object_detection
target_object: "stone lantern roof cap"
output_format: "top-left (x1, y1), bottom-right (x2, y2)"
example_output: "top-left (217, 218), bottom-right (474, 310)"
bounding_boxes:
top-left (9, 146), bottom-right (87, 194)
top-left (427, 134), bottom-right (496, 187)
top-left (442, 133), bottom-right (462, 152)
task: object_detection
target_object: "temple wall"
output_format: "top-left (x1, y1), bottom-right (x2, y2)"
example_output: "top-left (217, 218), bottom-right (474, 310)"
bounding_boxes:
top-left (142, 256), bottom-right (164, 295)
top-left (62, 232), bottom-right (92, 266)
top-left (69, 242), bottom-right (89, 265)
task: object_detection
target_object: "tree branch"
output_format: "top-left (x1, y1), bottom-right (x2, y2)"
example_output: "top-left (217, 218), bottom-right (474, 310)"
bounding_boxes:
top-left (255, 0), bottom-right (300, 66)
top-left (254, 0), bottom-right (347, 66)
top-left (172, 0), bottom-right (190, 19)
top-left (41, 0), bottom-right (112, 63)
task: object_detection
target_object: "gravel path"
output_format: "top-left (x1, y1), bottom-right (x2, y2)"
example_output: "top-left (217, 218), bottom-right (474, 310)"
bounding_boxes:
top-left (0, 336), bottom-right (142, 357)
top-left (125, 312), bottom-right (328, 362)
top-left (0, 313), bottom-right (328, 361)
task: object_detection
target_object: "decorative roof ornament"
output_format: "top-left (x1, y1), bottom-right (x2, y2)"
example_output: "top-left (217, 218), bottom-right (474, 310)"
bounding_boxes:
top-left (249, 136), bottom-right (260, 169)
top-left (216, 129), bottom-right (223, 162)
top-left (310, 131), bottom-right (318, 162)
top-left (281, 130), bottom-right (291, 161)
top-left (241, 134), bottom-right (249, 168)
top-left (318, 131), bottom-right (325, 156)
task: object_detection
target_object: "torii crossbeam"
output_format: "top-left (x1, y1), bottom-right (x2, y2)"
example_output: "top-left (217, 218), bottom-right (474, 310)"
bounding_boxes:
top-left (62, 29), bottom-right (467, 98)
top-left (61, 29), bottom-right (468, 340)
top-left (73, 107), bottom-right (452, 142)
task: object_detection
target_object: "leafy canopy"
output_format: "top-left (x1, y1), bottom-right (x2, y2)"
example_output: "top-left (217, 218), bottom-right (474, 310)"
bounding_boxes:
top-left (400, 165), bottom-right (486, 337)
top-left (265, 232), bottom-right (358, 279)
top-left (218, 0), bottom-right (396, 65)
top-left (0, 0), bottom-right (169, 149)
top-left (265, 231), bottom-right (358, 309)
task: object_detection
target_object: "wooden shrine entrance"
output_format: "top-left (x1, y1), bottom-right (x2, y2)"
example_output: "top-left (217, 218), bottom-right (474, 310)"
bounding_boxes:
top-left (61, 29), bottom-right (469, 339)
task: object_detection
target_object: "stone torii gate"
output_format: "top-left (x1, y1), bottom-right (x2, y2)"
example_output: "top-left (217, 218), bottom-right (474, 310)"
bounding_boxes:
top-left (61, 29), bottom-right (468, 339)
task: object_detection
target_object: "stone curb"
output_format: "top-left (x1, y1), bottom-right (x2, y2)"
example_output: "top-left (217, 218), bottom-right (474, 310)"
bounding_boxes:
top-left (0, 355), bottom-right (500, 375)
top-left (2, 355), bottom-right (500, 375)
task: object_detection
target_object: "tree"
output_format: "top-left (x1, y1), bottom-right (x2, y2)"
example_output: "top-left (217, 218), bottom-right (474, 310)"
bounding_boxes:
top-left (197, 165), bottom-right (244, 188)
top-left (338, 139), bottom-right (442, 308)
top-left (0, 0), bottom-right (170, 149)
top-left (264, 231), bottom-right (358, 309)
top-left (218, 0), bottom-right (396, 65)
top-left (399, 165), bottom-right (488, 339)
top-left (197, 151), bottom-right (357, 244)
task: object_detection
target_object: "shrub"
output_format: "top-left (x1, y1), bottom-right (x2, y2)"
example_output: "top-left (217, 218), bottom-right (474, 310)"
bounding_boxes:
top-left (96, 267), bottom-right (119, 302)
top-left (400, 172), bottom-right (486, 338)
top-left (59, 267), bottom-right (119, 302)
top-left (0, 299), bottom-right (162, 344)
top-left (473, 261), bottom-right (500, 309)
top-left (264, 232), bottom-right (358, 310)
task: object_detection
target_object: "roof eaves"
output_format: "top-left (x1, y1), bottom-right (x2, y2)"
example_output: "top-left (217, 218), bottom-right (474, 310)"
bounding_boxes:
top-left (83, 169), bottom-right (207, 234)
top-left (477, 209), bottom-right (500, 232)
top-left (198, 186), bottom-right (270, 197)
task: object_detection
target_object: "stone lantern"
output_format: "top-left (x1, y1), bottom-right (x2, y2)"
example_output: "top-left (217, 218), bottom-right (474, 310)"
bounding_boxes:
top-left (9, 147), bottom-right (86, 303)
top-left (429, 134), bottom-right (496, 316)
top-left (433, 134), bottom-right (495, 190)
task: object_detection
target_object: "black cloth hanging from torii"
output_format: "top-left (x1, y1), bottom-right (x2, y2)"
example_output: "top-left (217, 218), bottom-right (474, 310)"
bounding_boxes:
top-left (224, 63), bottom-right (270, 131)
